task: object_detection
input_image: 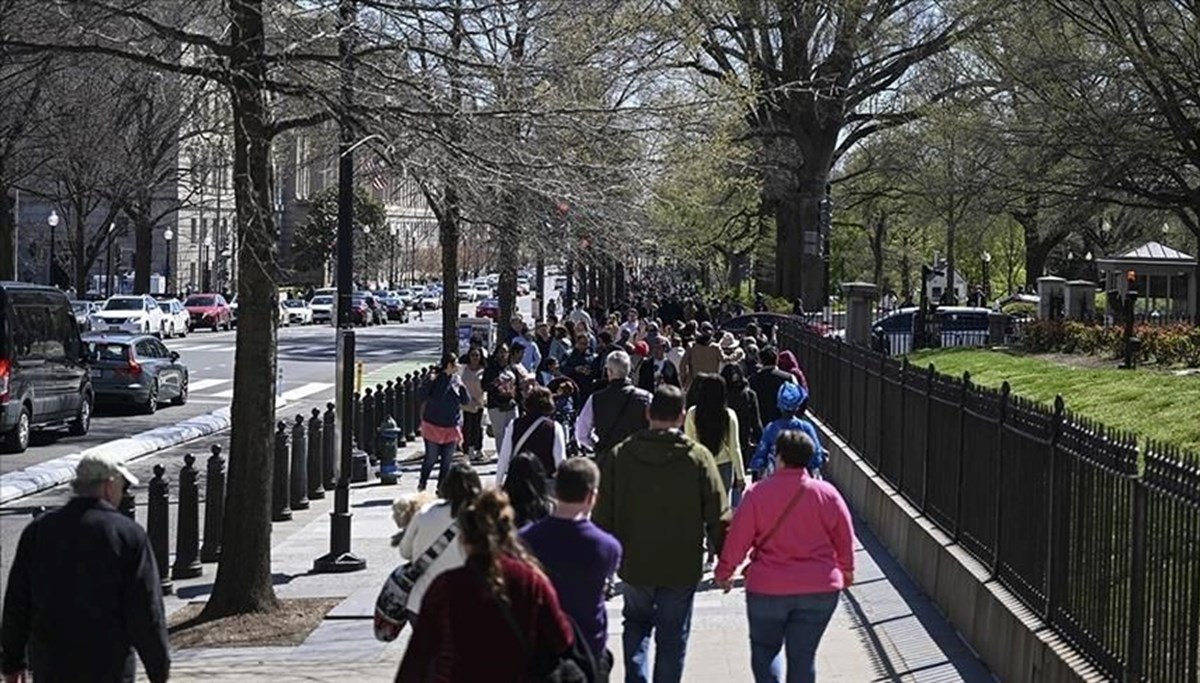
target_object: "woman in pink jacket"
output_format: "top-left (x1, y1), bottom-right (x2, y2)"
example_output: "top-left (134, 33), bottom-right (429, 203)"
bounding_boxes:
top-left (715, 430), bottom-right (856, 683)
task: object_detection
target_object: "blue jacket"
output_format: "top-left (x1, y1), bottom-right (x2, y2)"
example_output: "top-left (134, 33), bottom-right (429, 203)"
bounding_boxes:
top-left (417, 373), bottom-right (470, 428)
top-left (750, 416), bottom-right (826, 473)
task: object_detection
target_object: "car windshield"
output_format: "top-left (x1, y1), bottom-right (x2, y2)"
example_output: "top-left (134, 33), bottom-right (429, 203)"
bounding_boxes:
top-left (103, 298), bottom-right (143, 311)
top-left (158, 303), bottom-right (172, 312)
top-left (311, 296), bottom-right (332, 305)
top-left (71, 302), bottom-right (90, 313)
top-left (185, 296), bottom-right (215, 307)
top-left (284, 300), bottom-right (305, 308)
top-left (87, 341), bottom-right (129, 362)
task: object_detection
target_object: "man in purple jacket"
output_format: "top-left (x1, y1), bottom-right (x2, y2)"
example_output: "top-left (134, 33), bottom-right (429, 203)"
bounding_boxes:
top-left (521, 457), bottom-right (622, 680)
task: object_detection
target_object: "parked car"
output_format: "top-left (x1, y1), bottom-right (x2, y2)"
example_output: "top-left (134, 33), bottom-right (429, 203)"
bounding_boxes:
top-left (184, 293), bottom-right (234, 332)
top-left (379, 294), bottom-right (409, 322)
top-left (71, 300), bottom-right (99, 332)
top-left (349, 295), bottom-right (372, 326)
top-left (84, 332), bottom-right (188, 414)
top-left (870, 306), bottom-right (992, 355)
top-left (420, 291), bottom-right (442, 310)
top-left (0, 283), bottom-right (93, 451)
top-left (283, 299), bottom-right (313, 325)
top-left (90, 295), bottom-right (167, 337)
top-left (475, 298), bottom-right (501, 320)
top-left (157, 299), bottom-right (191, 338)
top-left (364, 293), bottom-right (388, 324)
top-left (457, 282), bottom-right (475, 302)
top-left (228, 295), bottom-right (238, 326)
top-left (310, 295), bottom-right (335, 324)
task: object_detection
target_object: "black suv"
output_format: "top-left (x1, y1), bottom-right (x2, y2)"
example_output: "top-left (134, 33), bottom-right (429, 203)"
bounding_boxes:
top-left (0, 282), bottom-right (93, 452)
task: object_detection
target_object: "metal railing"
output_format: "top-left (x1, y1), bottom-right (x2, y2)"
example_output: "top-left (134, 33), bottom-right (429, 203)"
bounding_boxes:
top-left (778, 321), bottom-right (1200, 682)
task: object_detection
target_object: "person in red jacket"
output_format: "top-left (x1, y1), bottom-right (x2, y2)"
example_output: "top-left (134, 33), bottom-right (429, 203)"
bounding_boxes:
top-left (396, 490), bottom-right (575, 682)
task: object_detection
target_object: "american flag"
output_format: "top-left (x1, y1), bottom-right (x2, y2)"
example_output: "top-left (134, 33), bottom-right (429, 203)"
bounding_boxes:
top-left (361, 156), bottom-right (389, 195)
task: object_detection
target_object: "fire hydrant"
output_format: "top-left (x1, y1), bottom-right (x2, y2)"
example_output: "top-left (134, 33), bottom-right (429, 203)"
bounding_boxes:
top-left (377, 415), bottom-right (402, 484)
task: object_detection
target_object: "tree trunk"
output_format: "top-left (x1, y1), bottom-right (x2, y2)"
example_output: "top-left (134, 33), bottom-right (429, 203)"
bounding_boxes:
top-left (497, 218), bottom-right (518, 327)
top-left (0, 188), bottom-right (15, 281)
top-left (871, 213), bottom-right (886, 289)
top-left (132, 205), bottom-right (153, 294)
top-left (74, 216), bottom-right (89, 293)
top-left (944, 219), bottom-right (957, 304)
top-left (439, 188), bottom-right (460, 355)
top-left (773, 177), bottom-right (825, 310)
top-left (202, 0), bottom-right (280, 619)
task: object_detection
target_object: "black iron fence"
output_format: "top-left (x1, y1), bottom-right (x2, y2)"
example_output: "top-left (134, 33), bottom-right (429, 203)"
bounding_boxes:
top-left (779, 321), bottom-right (1200, 683)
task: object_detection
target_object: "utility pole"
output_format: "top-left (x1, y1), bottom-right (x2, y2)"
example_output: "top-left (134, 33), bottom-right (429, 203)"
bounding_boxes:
top-left (314, 0), bottom-right (365, 574)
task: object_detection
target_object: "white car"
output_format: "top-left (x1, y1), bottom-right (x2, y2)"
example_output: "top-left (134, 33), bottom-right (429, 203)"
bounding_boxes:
top-left (456, 282), bottom-right (474, 302)
top-left (310, 295), bottom-right (335, 324)
top-left (157, 299), bottom-right (190, 338)
top-left (420, 292), bottom-right (442, 310)
top-left (469, 286), bottom-right (492, 301)
top-left (90, 295), bottom-right (166, 337)
top-left (283, 299), bottom-right (313, 325)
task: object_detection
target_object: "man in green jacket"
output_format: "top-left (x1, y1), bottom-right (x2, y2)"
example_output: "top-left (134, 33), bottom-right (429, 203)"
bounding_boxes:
top-left (594, 384), bottom-right (729, 683)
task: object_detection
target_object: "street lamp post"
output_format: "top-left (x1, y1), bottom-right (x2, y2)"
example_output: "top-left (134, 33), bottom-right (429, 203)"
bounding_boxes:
top-left (106, 223), bottom-right (117, 297)
top-left (164, 229), bottom-right (174, 295)
top-left (389, 224), bottom-right (398, 287)
top-left (47, 211), bottom-right (60, 287)
top-left (981, 251), bottom-right (992, 302)
top-left (202, 235), bottom-right (214, 292)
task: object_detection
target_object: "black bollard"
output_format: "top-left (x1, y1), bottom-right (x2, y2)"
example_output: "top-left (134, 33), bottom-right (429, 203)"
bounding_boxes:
top-left (147, 465), bottom-right (174, 595)
top-left (362, 387), bottom-right (376, 462)
top-left (392, 378), bottom-right (407, 448)
top-left (307, 408), bottom-right (325, 500)
top-left (290, 414), bottom-right (310, 511)
top-left (171, 453), bottom-right (203, 580)
top-left (323, 402), bottom-right (337, 490)
top-left (405, 374), bottom-right (418, 442)
top-left (385, 380), bottom-right (396, 426)
top-left (273, 421), bottom-right (292, 522)
top-left (352, 391), bottom-right (363, 450)
top-left (375, 383), bottom-right (387, 458)
top-left (200, 444), bottom-right (225, 563)
top-left (119, 485), bottom-right (136, 521)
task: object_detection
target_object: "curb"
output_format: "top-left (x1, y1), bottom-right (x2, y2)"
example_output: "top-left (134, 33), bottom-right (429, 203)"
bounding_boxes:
top-left (0, 396), bottom-right (289, 506)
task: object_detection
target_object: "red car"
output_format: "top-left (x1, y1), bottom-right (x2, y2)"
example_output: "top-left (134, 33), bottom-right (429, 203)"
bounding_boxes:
top-left (184, 293), bottom-right (234, 331)
top-left (475, 298), bottom-right (500, 320)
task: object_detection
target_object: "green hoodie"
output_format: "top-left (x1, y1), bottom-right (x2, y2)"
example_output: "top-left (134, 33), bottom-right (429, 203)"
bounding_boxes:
top-left (593, 428), bottom-right (730, 587)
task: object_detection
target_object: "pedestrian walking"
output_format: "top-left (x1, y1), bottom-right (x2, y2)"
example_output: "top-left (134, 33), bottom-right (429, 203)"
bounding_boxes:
top-left (593, 385), bottom-right (730, 683)
top-left (776, 350), bottom-right (808, 390)
top-left (483, 342), bottom-right (519, 457)
top-left (636, 336), bottom-right (680, 392)
top-left (1, 453), bottom-right (170, 683)
top-left (750, 347), bottom-right (796, 427)
top-left (417, 353), bottom-right (471, 492)
top-left (722, 364), bottom-right (763, 501)
top-left (495, 386), bottom-right (566, 487)
top-left (395, 463), bottom-right (482, 624)
top-left (685, 373), bottom-right (746, 507)
top-left (522, 458), bottom-right (622, 682)
top-left (395, 490), bottom-right (577, 683)
top-left (502, 453), bottom-right (554, 528)
top-left (575, 350), bottom-right (652, 464)
top-left (460, 347), bottom-right (486, 462)
top-left (679, 322), bottom-right (722, 392)
top-left (715, 431), bottom-right (855, 683)
top-left (751, 383), bottom-right (825, 480)
top-left (564, 334), bottom-right (598, 410)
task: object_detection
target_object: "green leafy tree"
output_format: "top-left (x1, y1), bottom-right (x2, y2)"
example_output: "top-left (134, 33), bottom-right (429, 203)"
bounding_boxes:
top-left (291, 185), bottom-right (387, 283)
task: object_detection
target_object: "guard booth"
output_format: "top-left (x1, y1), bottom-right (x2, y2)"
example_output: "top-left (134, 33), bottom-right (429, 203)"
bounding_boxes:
top-left (1095, 241), bottom-right (1198, 322)
top-left (457, 317), bottom-right (496, 357)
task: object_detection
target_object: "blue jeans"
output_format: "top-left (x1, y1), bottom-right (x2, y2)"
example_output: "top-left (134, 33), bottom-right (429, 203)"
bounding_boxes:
top-left (621, 583), bottom-right (696, 683)
top-left (746, 591), bottom-right (839, 683)
top-left (419, 440), bottom-right (455, 491)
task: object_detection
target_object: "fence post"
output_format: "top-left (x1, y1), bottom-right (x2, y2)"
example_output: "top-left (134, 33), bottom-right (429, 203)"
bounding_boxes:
top-left (1043, 395), bottom-right (1065, 622)
top-left (307, 407), bottom-right (325, 500)
top-left (362, 387), bottom-right (376, 461)
top-left (323, 402), bottom-right (337, 490)
top-left (876, 353), bottom-right (886, 473)
top-left (147, 465), bottom-right (174, 595)
top-left (1126, 453), bottom-right (1149, 682)
top-left (200, 444), bottom-right (225, 563)
top-left (171, 453), bottom-right (203, 580)
top-left (272, 421), bottom-right (292, 522)
top-left (898, 358), bottom-right (909, 500)
top-left (951, 369), bottom-right (968, 540)
top-left (290, 414), bottom-right (310, 511)
top-left (991, 382), bottom-right (1011, 575)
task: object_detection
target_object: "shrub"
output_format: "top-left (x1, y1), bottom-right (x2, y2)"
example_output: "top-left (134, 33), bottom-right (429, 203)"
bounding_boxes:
top-left (1021, 320), bottom-right (1067, 353)
top-left (1023, 319), bottom-right (1200, 367)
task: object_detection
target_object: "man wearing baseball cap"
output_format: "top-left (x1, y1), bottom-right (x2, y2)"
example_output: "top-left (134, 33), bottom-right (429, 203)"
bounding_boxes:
top-left (2, 453), bottom-right (170, 683)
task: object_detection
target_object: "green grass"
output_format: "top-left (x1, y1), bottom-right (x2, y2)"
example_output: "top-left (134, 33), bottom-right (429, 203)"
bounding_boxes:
top-left (906, 348), bottom-right (1200, 455)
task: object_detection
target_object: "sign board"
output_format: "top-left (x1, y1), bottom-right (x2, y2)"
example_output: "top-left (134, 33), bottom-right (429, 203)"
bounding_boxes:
top-left (457, 317), bottom-right (496, 357)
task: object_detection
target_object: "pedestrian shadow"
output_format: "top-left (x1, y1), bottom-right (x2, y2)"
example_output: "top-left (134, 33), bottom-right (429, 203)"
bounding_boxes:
top-left (842, 517), bottom-right (994, 683)
top-left (175, 572), bottom-right (301, 601)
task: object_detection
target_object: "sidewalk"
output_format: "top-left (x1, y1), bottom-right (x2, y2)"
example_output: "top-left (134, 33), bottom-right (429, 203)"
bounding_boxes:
top-left (159, 454), bottom-right (993, 682)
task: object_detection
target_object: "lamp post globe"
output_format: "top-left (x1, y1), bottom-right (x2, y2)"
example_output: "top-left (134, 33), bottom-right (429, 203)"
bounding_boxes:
top-left (164, 229), bottom-right (174, 294)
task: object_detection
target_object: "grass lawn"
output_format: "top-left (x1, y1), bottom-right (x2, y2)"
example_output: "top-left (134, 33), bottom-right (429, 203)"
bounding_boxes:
top-left (906, 348), bottom-right (1200, 455)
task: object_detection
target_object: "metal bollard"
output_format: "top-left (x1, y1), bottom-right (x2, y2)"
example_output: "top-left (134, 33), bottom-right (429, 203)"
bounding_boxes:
top-left (352, 391), bottom-right (363, 450)
top-left (405, 374), bottom-right (419, 442)
top-left (392, 378), bottom-right (407, 448)
top-left (375, 383), bottom-right (387, 457)
top-left (377, 415), bottom-right (401, 485)
top-left (322, 402), bottom-right (337, 490)
top-left (385, 380), bottom-right (396, 427)
top-left (147, 465), bottom-right (174, 595)
top-left (273, 421), bottom-right (292, 522)
top-left (200, 444), bottom-right (225, 563)
top-left (120, 486), bottom-right (136, 521)
top-left (307, 408), bottom-right (325, 500)
top-left (290, 414), bottom-right (310, 511)
top-left (362, 387), bottom-right (376, 462)
top-left (171, 454), bottom-right (203, 580)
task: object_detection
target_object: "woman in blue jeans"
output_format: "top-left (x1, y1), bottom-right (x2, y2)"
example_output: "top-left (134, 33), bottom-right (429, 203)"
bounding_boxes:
top-left (416, 353), bottom-right (470, 491)
top-left (715, 430), bottom-right (857, 682)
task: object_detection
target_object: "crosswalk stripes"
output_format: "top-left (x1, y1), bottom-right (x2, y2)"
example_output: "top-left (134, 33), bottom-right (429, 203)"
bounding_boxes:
top-left (278, 382), bottom-right (334, 401)
top-left (187, 378), bottom-right (229, 392)
top-left (195, 381), bottom-right (335, 402)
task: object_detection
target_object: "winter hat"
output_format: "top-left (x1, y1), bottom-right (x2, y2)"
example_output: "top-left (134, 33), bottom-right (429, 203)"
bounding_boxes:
top-left (719, 332), bottom-right (740, 350)
top-left (777, 381), bottom-right (809, 413)
top-left (633, 341), bottom-right (650, 357)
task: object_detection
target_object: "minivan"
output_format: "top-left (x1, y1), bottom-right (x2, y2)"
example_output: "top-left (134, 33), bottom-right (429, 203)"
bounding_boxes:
top-left (0, 282), bottom-right (93, 452)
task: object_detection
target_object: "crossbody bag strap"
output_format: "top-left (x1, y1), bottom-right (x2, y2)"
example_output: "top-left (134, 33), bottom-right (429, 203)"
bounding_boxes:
top-left (512, 416), bottom-right (550, 456)
top-left (757, 484), bottom-right (807, 549)
top-left (408, 522), bottom-right (459, 577)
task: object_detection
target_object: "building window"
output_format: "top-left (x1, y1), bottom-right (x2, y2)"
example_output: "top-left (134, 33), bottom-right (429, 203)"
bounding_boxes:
top-left (190, 218), bottom-right (197, 242)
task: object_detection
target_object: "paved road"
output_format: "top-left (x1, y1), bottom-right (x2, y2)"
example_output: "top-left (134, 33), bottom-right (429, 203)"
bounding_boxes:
top-left (0, 318), bottom-right (444, 477)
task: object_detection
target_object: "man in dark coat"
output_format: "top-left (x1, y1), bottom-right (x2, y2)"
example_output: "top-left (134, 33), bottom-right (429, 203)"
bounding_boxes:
top-left (2, 454), bottom-right (170, 683)
top-left (749, 345), bottom-right (796, 427)
top-left (637, 336), bottom-right (681, 393)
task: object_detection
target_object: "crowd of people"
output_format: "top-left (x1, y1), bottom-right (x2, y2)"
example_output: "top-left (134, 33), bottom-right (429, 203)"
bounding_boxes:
top-left (391, 276), bottom-right (858, 683)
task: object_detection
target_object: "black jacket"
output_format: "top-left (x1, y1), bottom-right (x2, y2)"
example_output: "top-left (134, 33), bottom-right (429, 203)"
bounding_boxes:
top-left (1, 497), bottom-right (169, 683)
top-left (637, 357), bottom-right (680, 393)
top-left (590, 380), bottom-right (652, 457)
top-left (749, 366), bottom-right (794, 427)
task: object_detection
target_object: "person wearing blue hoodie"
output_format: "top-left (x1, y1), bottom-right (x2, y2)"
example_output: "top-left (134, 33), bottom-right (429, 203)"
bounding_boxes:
top-left (416, 353), bottom-right (471, 491)
top-left (750, 382), bottom-right (825, 479)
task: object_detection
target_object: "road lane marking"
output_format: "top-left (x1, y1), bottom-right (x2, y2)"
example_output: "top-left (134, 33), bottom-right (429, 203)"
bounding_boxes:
top-left (279, 382), bottom-right (334, 401)
top-left (212, 389), bottom-right (235, 398)
top-left (188, 379), bottom-right (229, 391)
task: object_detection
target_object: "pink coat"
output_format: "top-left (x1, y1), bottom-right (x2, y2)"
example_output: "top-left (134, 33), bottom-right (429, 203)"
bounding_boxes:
top-left (715, 467), bottom-right (855, 595)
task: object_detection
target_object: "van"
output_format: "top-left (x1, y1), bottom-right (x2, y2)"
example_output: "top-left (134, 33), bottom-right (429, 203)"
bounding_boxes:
top-left (0, 282), bottom-right (93, 452)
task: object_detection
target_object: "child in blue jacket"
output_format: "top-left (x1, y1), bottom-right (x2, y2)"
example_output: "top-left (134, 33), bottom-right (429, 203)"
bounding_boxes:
top-left (750, 381), bottom-right (825, 478)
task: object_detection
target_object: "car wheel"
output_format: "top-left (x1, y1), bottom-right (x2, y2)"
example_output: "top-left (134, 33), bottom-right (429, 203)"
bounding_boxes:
top-left (172, 376), bottom-right (188, 406)
top-left (141, 381), bottom-right (159, 415)
top-left (3, 405), bottom-right (31, 453)
top-left (68, 395), bottom-right (92, 436)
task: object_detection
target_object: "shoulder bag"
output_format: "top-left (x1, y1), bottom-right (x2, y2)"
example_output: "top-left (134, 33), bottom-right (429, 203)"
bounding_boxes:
top-left (373, 521), bottom-right (459, 642)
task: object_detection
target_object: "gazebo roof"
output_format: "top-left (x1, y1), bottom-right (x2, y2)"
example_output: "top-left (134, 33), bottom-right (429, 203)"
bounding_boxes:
top-left (1116, 241), bottom-right (1195, 261)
